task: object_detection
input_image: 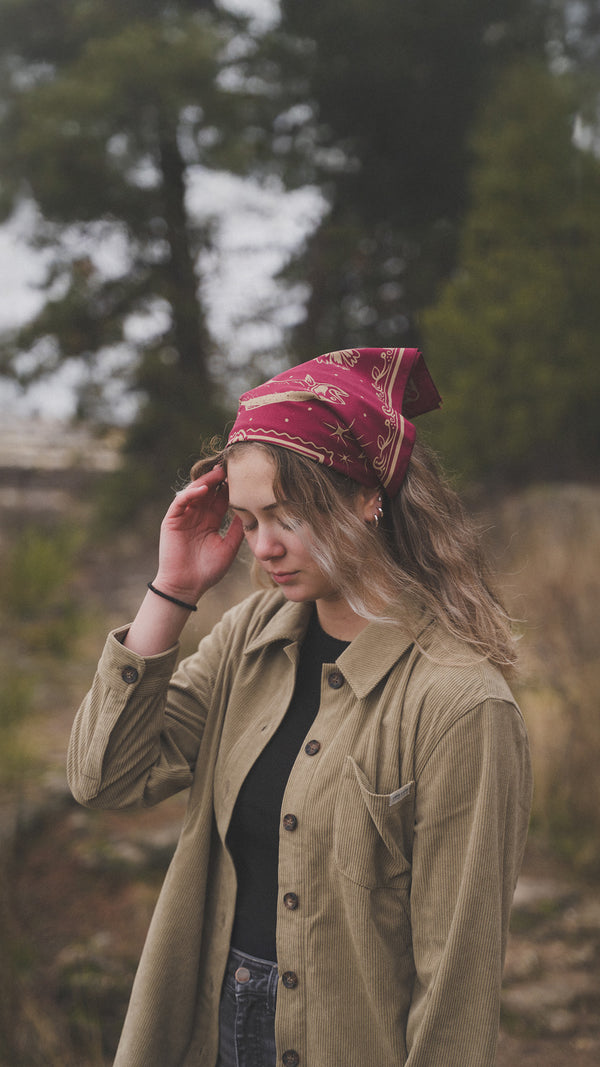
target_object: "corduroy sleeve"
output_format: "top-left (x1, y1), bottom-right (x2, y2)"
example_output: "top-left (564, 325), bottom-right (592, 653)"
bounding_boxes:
top-left (67, 602), bottom-right (240, 809)
top-left (405, 697), bottom-right (532, 1067)
top-left (67, 590), bottom-right (285, 812)
top-left (67, 627), bottom-right (201, 809)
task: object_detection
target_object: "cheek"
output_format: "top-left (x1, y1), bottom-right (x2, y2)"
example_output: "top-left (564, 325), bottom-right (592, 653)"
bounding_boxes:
top-left (289, 522), bottom-right (316, 551)
top-left (243, 532), bottom-right (260, 555)
top-left (288, 531), bottom-right (314, 561)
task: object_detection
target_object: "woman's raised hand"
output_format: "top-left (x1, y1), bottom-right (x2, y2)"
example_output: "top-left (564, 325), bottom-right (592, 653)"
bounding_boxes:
top-left (153, 466), bottom-right (244, 604)
top-left (123, 466), bottom-right (244, 656)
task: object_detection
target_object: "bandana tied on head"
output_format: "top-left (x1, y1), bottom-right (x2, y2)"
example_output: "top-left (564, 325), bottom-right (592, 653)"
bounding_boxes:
top-left (228, 348), bottom-right (441, 497)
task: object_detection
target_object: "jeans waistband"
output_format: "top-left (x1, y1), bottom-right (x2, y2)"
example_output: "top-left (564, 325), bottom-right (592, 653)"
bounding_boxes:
top-left (223, 946), bottom-right (279, 1009)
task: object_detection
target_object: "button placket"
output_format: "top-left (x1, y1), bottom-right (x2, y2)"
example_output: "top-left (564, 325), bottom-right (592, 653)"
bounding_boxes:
top-left (278, 669), bottom-right (346, 1067)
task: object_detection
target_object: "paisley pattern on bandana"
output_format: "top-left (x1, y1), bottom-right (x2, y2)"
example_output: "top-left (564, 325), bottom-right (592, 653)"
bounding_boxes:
top-left (239, 375), bottom-right (350, 410)
top-left (228, 348), bottom-right (441, 496)
top-left (317, 349), bottom-right (361, 368)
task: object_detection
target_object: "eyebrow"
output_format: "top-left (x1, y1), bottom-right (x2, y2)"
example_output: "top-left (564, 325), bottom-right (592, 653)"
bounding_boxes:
top-left (229, 501), bottom-right (281, 514)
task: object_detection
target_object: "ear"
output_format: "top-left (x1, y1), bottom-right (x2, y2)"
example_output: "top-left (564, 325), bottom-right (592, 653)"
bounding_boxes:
top-left (358, 486), bottom-right (383, 524)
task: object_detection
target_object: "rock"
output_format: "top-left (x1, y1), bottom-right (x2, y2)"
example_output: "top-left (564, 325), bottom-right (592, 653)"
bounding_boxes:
top-left (513, 874), bottom-right (576, 913)
top-left (502, 971), bottom-right (600, 1037)
top-left (73, 817), bottom-right (182, 873)
top-left (563, 896), bottom-right (600, 935)
top-left (503, 942), bottom-right (541, 983)
top-left (510, 875), bottom-right (579, 935)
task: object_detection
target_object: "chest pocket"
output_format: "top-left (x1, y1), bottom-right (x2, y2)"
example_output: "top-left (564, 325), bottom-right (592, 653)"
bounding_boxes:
top-left (333, 757), bottom-right (414, 890)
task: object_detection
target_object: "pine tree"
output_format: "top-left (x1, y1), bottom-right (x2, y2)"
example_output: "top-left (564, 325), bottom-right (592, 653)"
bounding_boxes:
top-left (267, 0), bottom-right (545, 358)
top-left (422, 60), bottom-right (600, 484)
top-left (0, 0), bottom-right (265, 513)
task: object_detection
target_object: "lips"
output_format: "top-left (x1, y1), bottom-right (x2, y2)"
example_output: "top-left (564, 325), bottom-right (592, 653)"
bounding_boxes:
top-left (270, 571), bottom-right (298, 584)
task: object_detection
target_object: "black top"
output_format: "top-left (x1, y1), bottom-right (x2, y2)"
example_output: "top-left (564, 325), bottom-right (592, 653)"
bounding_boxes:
top-left (227, 607), bottom-right (350, 960)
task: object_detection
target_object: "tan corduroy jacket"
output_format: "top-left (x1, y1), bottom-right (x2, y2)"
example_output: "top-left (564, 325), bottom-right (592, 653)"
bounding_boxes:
top-left (68, 589), bottom-right (532, 1067)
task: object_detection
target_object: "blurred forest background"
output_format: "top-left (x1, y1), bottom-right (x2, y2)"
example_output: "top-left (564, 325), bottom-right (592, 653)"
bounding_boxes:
top-left (0, 0), bottom-right (599, 1063)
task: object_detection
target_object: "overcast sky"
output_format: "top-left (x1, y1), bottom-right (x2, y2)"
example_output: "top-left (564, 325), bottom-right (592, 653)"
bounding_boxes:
top-left (0, 173), bottom-right (325, 420)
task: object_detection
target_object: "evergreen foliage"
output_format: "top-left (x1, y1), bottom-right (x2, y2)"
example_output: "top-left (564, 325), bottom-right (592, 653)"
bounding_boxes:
top-left (269, 0), bottom-right (546, 358)
top-left (422, 60), bottom-right (600, 484)
top-left (0, 0), bottom-right (267, 513)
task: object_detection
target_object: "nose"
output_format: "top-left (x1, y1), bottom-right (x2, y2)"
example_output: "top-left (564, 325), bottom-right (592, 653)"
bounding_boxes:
top-left (252, 524), bottom-right (285, 562)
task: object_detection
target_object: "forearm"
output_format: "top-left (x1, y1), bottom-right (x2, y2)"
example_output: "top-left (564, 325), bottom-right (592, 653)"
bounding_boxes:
top-left (123, 584), bottom-right (200, 656)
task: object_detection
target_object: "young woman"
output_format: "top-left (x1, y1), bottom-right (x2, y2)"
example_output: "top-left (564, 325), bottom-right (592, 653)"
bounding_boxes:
top-left (68, 347), bottom-right (532, 1067)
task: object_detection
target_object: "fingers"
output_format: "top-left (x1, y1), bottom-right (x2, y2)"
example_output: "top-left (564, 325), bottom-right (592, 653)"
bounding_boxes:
top-left (188, 464), bottom-right (227, 492)
top-left (166, 466), bottom-right (227, 521)
top-left (165, 485), bottom-right (208, 523)
top-left (223, 512), bottom-right (245, 554)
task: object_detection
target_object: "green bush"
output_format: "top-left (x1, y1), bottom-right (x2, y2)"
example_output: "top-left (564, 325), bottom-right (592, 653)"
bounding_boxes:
top-left (0, 670), bottom-right (34, 789)
top-left (0, 524), bottom-right (85, 655)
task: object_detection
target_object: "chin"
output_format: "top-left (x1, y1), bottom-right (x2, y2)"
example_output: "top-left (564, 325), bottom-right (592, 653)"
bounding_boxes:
top-left (280, 587), bottom-right (312, 602)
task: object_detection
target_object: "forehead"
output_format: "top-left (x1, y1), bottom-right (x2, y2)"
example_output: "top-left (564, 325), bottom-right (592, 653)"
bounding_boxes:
top-left (226, 447), bottom-right (278, 509)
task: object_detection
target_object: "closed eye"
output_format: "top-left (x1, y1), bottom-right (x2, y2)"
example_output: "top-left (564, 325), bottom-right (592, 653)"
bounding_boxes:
top-left (241, 516), bottom-right (294, 534)
top-left (229, 500), bottom-right (298, 535)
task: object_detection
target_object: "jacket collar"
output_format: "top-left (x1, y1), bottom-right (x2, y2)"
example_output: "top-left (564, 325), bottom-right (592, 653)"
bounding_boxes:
top-left (339, 604), bottom-right (434, 698)
top-left (245, 595), bottom-right (433, 699)
top-left (244, 596), bottom-right (313, 656)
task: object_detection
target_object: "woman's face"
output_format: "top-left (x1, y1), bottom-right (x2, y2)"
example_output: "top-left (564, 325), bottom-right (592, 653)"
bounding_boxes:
top-left (226, 447), bottom-right (341, 606)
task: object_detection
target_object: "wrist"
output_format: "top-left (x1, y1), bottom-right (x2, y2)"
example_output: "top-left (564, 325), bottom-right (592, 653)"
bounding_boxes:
top-left (147, 581), bottom-right (199, 612)
top-left (152, 574), bottom-right (204, 603)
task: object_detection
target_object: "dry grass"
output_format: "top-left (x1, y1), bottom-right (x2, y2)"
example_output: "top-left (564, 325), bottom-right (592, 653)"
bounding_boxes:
top-left (483, 484), bottom-right (600, 873)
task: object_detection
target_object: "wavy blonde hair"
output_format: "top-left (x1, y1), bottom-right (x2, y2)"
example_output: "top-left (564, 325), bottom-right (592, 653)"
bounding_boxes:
top-left (191, 440), bottom-right (517, 673)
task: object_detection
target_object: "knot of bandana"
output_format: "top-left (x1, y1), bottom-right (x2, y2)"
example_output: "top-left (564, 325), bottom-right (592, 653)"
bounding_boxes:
top-left (228, 347), bottom-right (442, 497)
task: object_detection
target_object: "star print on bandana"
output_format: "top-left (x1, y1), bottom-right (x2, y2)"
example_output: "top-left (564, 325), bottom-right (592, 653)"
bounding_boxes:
top-left (228, 348), bottom-right (442, 496)
top-left (325, 421), bottom-right (355, 444)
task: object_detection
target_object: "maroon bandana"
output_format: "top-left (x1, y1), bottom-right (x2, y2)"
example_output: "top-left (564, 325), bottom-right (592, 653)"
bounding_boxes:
top-left (228, 347), bottom-right (441, 496)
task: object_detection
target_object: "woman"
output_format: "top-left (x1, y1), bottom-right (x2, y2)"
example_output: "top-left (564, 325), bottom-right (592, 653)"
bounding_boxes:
top-left (68, 347), bottom-right (532, 1067)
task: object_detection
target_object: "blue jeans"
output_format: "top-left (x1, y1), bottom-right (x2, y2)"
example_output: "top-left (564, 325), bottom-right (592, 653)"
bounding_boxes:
top-left (216, 947), bottom-right (278, 1067)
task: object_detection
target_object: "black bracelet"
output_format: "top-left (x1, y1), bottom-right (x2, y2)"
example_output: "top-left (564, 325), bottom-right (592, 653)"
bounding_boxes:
top-left (147, 582), bottom-right (198, 612)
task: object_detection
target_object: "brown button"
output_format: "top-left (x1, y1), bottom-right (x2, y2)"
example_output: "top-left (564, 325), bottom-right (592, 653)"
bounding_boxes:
top-left (283, 892), bottom-right (299, 910)
top-left (234, 966), bottom-right (251, 983)
top-left (282, 1052), bottom-right (300, 1067)
top-left (282, 970), bottom-right (298, 989)
top-left (121, 665), bottom-right (139, 684)
top-left (304, 739), bottom-right (321, 756)
top-left (283, 813), bottom-right (298, 831)
top-left (328, 669), bottom-right (344, 689)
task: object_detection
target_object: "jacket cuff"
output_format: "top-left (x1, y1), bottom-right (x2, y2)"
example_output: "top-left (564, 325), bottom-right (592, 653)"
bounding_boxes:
top-left (96, 626), bottom-right (180, 693)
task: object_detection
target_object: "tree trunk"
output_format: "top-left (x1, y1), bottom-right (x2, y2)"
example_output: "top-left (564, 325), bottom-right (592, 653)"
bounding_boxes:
top-left (158, 117), bottom-right (212, 388)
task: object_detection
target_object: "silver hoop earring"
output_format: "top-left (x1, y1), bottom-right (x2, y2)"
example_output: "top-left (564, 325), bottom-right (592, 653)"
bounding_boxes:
top-left (367, 493), bottom-right (384, 530)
